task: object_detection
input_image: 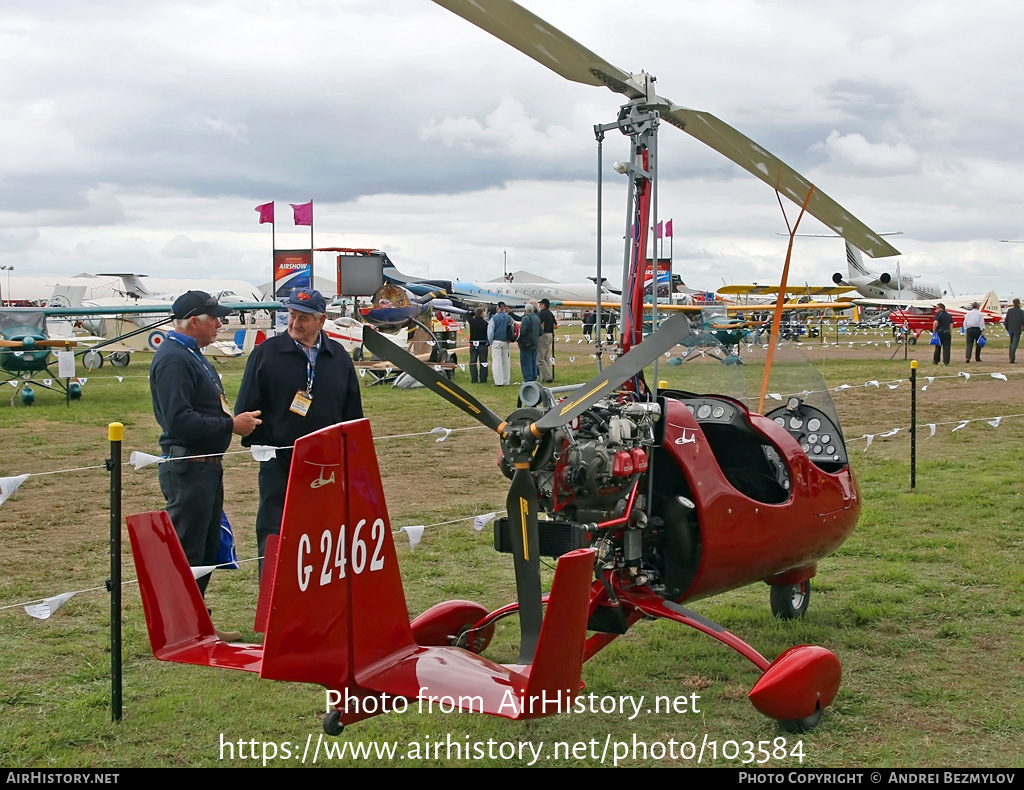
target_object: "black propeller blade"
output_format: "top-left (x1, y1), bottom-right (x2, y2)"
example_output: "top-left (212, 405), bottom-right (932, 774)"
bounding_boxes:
top-left (362, 326), bottom-right (507, 435)
top-left (506, 465), bottom-right (542, 664)
top-left (532, 312), bottom-right (692, 433)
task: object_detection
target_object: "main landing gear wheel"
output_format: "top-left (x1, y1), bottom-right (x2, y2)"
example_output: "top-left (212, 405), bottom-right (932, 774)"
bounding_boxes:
top-left (109, 352), bottom-right (130, 368)
top-left (770, 579), bottom-right (810, 619)
top-left (323, 710), bottom-right (344, 736)
top-left (777, 707), bottom-right (823, 733)
top-left (82, 350), bottom-right (104, 370)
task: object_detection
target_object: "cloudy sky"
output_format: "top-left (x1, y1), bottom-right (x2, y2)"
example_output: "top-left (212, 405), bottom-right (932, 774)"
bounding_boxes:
top-left (2, 0), bottom-right (1023, 301)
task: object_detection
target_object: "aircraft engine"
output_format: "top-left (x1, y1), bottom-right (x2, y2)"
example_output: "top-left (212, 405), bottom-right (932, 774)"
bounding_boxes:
top-left (500, 397), bottom-right (660, 523)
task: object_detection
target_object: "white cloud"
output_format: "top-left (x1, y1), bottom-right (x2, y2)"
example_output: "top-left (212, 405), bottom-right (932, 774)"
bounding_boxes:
top-left (811, 131), bottom-right (921, 175)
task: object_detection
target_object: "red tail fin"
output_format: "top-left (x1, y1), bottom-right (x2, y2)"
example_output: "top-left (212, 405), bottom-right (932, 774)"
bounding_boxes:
top-left (259, 419), bottom-right (414, 690)
top-left (126, 511), bottom-right (262, 671)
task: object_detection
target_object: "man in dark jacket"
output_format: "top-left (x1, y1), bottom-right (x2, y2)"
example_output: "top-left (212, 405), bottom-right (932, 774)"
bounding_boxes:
top-left (1005, 298), bottom-right (1024, 363)
top-left (150, 291), bottom-right (261, 638)
top-left (235, 288), bottom-right (363, 575)
top-left (467, 306), bottom-right (490, 383)
top-left (537, 298), bottom-right (558, 383)
top-left (517, 302), bottom-right (541, 382)
top-left (932, 303), bottom-right (953, 365)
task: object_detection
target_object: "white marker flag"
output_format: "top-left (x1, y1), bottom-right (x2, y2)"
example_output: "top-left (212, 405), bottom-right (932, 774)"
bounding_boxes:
top-left (0, 474), bottom-right (30, 506)
top-left (25, 592), bottom-right (76, 620)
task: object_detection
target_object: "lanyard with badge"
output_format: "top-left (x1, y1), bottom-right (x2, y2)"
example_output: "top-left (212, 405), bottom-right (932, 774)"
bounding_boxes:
top-left (168, 333), bottom-right (233, 416)
top-left (289, 337), bottom-right (320, 416)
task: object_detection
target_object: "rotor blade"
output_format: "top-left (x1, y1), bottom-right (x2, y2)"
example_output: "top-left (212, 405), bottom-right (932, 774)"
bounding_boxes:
top-left (533, 312), bottom-right (692, 433)
top-left (362, 325), bottom-right (507, 434)
top-left (662, 106), bottom-right (899, 259)
top-left (506, 465), bottom-right (542, 665)
top-left (431, 0), bottom-right (640, 97)
top-left (431, 0), bottom-right (897, 260)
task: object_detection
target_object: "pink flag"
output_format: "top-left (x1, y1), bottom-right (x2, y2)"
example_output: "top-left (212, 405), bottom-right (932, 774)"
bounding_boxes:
top-left (290, 201), bottom-right (313, 226)
top-left (654, 221), bottom-right (663, 239)
top-left (665, 219), bottom-right (673, 238)
top-left (255, 202), bottom-right (274, 224)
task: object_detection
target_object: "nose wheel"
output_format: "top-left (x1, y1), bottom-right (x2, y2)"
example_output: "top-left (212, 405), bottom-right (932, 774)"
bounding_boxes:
top-left (770, 579), bottom-right (810, 619)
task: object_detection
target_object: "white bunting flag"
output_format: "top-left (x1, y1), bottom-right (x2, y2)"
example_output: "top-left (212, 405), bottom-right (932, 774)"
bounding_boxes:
top-left (473, 512), bottom-right (497, 531)
top-left (951, 420), bottom-right (970, 432)
top-left (191, 565), bottom-right (217, 580)
top-left (24, 592), bottom-right (76, 620)
top-left (864, 435), bottom-right (874, 450)
top-left (988, 417), bottom-right (1002, 428)
top-left (431, 427), bottom-right (452, 443)
top-left (402, 526), bottom-right (424, 550)
top-left (0, 474), bottom-right (30, 506)
top-left (991, 373), bottom-right (1007, 381)
top-left (926, 423), bottom-right (936, 438)
top-left (129, 451), bottom-right (162, 470)
top-left (251, 445), bottom-right (277, 461)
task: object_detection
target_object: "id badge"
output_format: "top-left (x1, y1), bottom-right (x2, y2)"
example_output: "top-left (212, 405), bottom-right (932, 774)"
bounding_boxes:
top-left (220, 394), bottom-right (232, 416)
top-left (289, 390), bottom-right (313, 417)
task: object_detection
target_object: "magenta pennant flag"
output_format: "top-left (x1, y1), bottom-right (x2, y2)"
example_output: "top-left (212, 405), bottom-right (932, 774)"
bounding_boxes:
top-left (654, 220), bottom-right (663, 239)
top-left (665, 219), bottom-right (673, 238)
top-left (255, 202), bottom-right (274, 224)
top-left (290, 201), bottom-right (313, 226)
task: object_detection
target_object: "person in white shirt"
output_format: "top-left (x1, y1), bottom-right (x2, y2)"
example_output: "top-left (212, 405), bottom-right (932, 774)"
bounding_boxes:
top-left (963, 302), bottom-right (985, 363)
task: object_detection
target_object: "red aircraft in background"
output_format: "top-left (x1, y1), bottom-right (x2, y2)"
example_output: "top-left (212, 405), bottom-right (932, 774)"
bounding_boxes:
top-left (858, 290), bottom-right (1003, 340)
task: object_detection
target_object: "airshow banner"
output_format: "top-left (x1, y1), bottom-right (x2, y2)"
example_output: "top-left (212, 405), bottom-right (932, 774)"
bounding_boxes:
top-left (644, 258), bottom-right (672, 298)
top-left (274, 249), bottom-right (313, 298)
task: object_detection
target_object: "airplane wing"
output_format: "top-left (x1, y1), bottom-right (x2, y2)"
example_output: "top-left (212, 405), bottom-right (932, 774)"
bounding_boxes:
top-left (720, 285), bottom-right (854, 297)
top-left (1, 301), bottom-right (282, 318)
top-left (560, 300), bottom-right (853, 314)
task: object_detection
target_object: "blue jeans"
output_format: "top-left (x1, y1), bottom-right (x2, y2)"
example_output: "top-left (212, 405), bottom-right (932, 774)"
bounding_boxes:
top-left (519, 347), bottom-right (538, 381)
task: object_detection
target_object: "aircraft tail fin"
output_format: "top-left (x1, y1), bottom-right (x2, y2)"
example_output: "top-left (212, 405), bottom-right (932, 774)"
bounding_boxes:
top-left (521, 548), bottom-right (594, 708)
top-left (126, 510), bottom-right (263, 672)
top-left (259, 420), bottom-right (415, 690)
top-left (845, 241), bottom-right (870, 278)
top-left (982, 291), bottom-right (1000, 315)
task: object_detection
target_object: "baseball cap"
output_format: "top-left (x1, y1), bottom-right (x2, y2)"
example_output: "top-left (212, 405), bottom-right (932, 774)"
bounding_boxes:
top-left (282, 288), bottom-right (327, 314)
top-left (172, 290), bottom-right (231, 319)
top-left (497, 301), bottom-right (507, 308)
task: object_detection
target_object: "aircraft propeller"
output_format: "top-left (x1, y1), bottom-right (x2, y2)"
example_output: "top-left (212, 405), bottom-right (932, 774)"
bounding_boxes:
top-left (430, 0), bottom-right (899, 260)
top-left (362, 312), bottom-right (692, 662)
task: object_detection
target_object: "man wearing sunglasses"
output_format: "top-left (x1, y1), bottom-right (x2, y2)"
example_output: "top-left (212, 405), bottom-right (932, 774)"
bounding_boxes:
top-left (150, 290), bottom-right (262, 641)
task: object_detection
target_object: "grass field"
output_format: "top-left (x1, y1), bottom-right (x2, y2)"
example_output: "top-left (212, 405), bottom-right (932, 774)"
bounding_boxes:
top-left (1, 325), bottom-right (1022, 768)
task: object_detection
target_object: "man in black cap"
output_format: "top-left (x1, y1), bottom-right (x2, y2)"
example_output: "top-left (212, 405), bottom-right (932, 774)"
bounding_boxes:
top-left (235, 288), bottom-right (363, 576)
top-left (150, 291), bottom-right (262, 640)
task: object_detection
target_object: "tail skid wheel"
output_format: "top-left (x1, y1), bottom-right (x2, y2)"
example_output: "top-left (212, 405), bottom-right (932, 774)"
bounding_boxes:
top-left (770, 579), bottom-right (810, 619)
top-left (323, 710), bottom-right (344, 736)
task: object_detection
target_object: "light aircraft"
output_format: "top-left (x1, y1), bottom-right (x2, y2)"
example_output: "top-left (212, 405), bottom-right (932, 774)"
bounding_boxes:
top-left (833, 242), bottom-right (942, 301)
top-left (125, 0), bottom-right (891, 736)
top-left (1, 273), bottom-right (262, 308)
top-left (0, 300), bottom-right (275, 403)
top-left (858, 290), bottom-right (1003, 340)
top-left (456, 271), bottom-right (614, 305)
